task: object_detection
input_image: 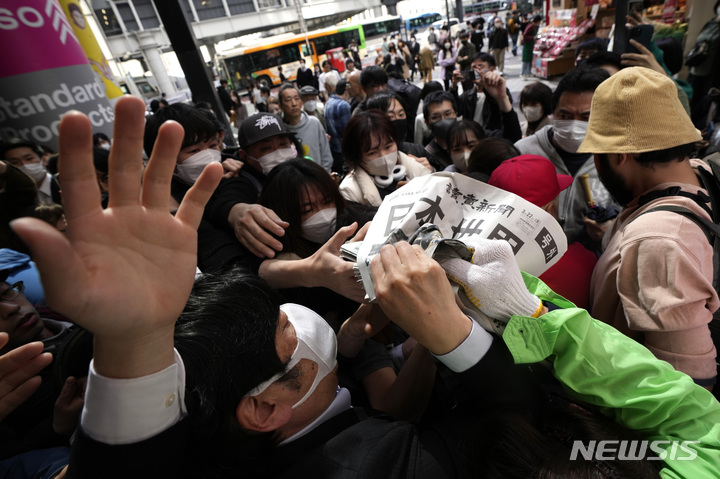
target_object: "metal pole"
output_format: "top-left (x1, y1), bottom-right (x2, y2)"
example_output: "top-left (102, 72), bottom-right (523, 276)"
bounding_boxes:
top-left (152, 0), bottom-right (236, 146)
top-left (293, 0), bottom-right (311, 56)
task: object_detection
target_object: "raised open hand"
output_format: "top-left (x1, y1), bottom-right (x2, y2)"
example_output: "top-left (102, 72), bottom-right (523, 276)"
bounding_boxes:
top-left (11, 96), bottom-right (222, 377)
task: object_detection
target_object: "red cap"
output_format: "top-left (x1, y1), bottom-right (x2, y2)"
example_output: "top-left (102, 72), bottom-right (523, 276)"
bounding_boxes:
top-left (489, 155), bottom-right (573, 207)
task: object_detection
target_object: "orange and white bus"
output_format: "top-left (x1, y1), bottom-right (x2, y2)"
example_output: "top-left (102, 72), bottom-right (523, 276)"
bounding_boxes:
top-left (218, 17), bottom-right (401, 90)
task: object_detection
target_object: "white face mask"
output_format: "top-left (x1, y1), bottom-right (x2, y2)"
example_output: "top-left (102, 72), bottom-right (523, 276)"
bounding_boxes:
top-left (304, 100), bottom-right (317, 112)
top-left (19, 162), bottom-right (47, 183)
top-left (552, 119), bottom-right (589, 153)
top-left (175, 148), bottom-right (221, 185)
top-left (301, 207), bottom-right (337, 244)
top-left (522, 105), bottom-right (544, 123)
top-left (255, 147), bottom-right (296, 175)
top-left (451, 150), bottom-right (471, 172)
top-left (444, 42), bottom-right (451, 49)
top-left (363, 150), bottom-right (398, 177)
top-left (245, 303), bottom-right (337, 410)
top-left (99, 142), bottom-right (111, 151)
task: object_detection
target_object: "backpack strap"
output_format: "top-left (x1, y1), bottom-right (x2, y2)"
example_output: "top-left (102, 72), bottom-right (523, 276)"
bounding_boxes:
top-left (639, 205), bottom-right (720, 244)
top-left (637, 205), bottom-right (720, 310)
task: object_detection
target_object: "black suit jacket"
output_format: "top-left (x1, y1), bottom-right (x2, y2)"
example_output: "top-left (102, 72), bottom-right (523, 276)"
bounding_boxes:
top-left (67, 340), bottom-right (542, 479)
top-left (452, 87), bottom-right (522, 143)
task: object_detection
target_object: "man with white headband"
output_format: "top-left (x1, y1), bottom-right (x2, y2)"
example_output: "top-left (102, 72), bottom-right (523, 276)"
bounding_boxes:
top-left (15, 96), bottom-right (720, 478)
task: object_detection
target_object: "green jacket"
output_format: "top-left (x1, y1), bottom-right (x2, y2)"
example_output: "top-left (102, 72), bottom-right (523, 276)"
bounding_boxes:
top-left (503, 273), bottom-right (720, 478)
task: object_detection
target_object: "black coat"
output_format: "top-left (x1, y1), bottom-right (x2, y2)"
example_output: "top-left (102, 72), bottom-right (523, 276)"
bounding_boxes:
top-left (67, 339), bottom-right (542, 479)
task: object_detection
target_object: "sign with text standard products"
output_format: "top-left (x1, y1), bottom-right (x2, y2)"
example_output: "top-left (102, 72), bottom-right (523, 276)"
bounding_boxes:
top-left (0, 0), bottom-right (114, 151)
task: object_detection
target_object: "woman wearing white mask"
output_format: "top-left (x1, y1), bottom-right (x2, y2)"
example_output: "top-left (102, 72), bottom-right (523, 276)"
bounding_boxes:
top-left (519, 82), bottom-right (552, 137)
top-left (339, 111), bottom-right (431, 207)
top-left (260, 159), bottom-right (374, 260)
top-left (437, 41), bottom-right (457, 91)
top-left (446, 120), bottom-right (485, 173)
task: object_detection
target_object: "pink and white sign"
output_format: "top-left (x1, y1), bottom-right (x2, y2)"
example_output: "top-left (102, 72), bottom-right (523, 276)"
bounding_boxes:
top-left (0, 0), bottom-right (114, 150)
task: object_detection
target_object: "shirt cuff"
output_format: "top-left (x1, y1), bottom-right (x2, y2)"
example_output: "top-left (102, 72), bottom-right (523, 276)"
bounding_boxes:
top-left (433, 320), bottom-right (494, 373)
top-left (81, 349), bottom-right (187, 445)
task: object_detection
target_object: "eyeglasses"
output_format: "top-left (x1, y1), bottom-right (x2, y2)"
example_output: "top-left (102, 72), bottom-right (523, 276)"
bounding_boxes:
top-left (0, 282), bottom-right (24, 302)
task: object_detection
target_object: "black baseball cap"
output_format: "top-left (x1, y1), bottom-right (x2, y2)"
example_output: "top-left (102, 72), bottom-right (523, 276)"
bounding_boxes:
top-left (238, 113), bottom-right (294, 148)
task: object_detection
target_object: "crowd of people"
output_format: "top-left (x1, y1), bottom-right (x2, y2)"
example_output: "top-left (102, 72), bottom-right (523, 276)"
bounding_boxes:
top-left (1, 5), bottom-right (720, 478)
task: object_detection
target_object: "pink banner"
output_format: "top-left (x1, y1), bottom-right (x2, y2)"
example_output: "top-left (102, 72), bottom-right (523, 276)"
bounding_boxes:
top-left (0, 0), bottom-right (90, 78)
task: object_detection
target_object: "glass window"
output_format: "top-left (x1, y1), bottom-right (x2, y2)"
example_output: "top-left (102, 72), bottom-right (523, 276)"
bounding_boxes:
top-left (132, 0), bottom-right (160, 28)
top-left (300, 42), bottom-right (314, 56)
top-left (226, 0), bottom-right (255, 15)
top-left (94, 6), bottom-right (122, 36)
top-left (257, 0), bottom-right (281, 9)
top-left (192, 0), bottom-right (225, 21)
top-left (115, 2), bottom-right (139, 31)
top-left (280, 44), bottom-right (301, 63)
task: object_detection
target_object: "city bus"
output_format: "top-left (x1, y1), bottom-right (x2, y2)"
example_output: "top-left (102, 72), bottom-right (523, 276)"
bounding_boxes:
top-left (218, 18), bottom-right (400, 90)
top-left (403, 12), bottom-right (443, 33)
top-left (463, 0), bottom-right (509, 20)
top-left (360, 16), bottom-right (402, 38)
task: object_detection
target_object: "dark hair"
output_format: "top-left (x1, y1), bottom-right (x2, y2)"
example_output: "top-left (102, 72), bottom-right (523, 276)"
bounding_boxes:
top-left (198, 108), bottom-right (224, 133)
top-left (335, 78), bottom-right (348, 96)
top-left (467, 137), bottom-right (520, 178)
top-left (150, 99), bottom-right (161, 114)
top-left (448, 120), bottom-right (486, 151)
top-left (575, 37), bottom-right (608, 59)
top-left (634, 142), bottom-right (696, 167)
top-left (92, 132), bottom-right (110, 147)
top-left (365, 91), bottom-right (406, 115)
top-left (360, 65), bottom-right (388, 90)
top-left (194, 101), bottom-right (213, 111)
top-left (175, 267), bottom-right (287, 474)
top-left (655, 37), bottom-right (684, 75)
top-left (520, 81), bottom-right (553, 117)
top-left (423, 91), bottom-right (458, 122)
top-left (322, 59), bottom-right (331, 69)
top-left (220, 79), bottom-right (228, 85)
top-left (33, 203), bottom-right (64, 226)
top-left (420, 81), bottom-right (444, 101)
top-left (278, 83), bottom-right (300, 104)
top-left (260, 85), bottom-right (270, 95)
top-left (1, 138), bottom-right (44, 159)
top-left (533, 14), bottom-right (542, 23)
top-left (472, 52), bottom-right (496, 67)
top-left (260, 159), bottom-right (345, 257)
top-left (46, 153), bottom-right (59, 174)
top-left (551, 66), bottom-right (610, 113)
top-left (459, 406), bottom-right (661, 479)
top-left (582, 51), bottom-right (623, 72)
top-left (144, 103), bottom-right (216, 157)
top-left (342, 110), bottom-right (396, 169)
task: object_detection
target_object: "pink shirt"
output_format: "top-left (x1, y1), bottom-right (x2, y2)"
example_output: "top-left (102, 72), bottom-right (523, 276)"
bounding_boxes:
top-left (590, 161), bottom-right (718, 382)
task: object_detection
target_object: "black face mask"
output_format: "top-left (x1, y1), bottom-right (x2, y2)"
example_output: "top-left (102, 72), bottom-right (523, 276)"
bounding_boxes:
top-left (429, 118), bottom-right (456, 141)
top-left (392, 119), bottom-right (408, 142)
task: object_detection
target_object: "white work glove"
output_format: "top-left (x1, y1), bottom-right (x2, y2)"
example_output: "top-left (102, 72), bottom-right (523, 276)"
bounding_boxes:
top-left (439, 238), bottom-right (542, 322)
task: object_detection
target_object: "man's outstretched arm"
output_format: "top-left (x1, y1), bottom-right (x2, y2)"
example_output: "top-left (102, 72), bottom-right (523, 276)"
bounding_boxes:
top-left (11, 96), bottom-right (222, 381)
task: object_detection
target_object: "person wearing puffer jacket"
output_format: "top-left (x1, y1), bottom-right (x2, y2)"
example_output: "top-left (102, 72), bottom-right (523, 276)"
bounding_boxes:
top-left (339, 110), bottom-right (431, 207)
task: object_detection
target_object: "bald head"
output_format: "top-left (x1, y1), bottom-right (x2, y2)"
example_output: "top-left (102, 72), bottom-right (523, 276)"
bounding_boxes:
top-left (347, 70), bottom-right (365, 102)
